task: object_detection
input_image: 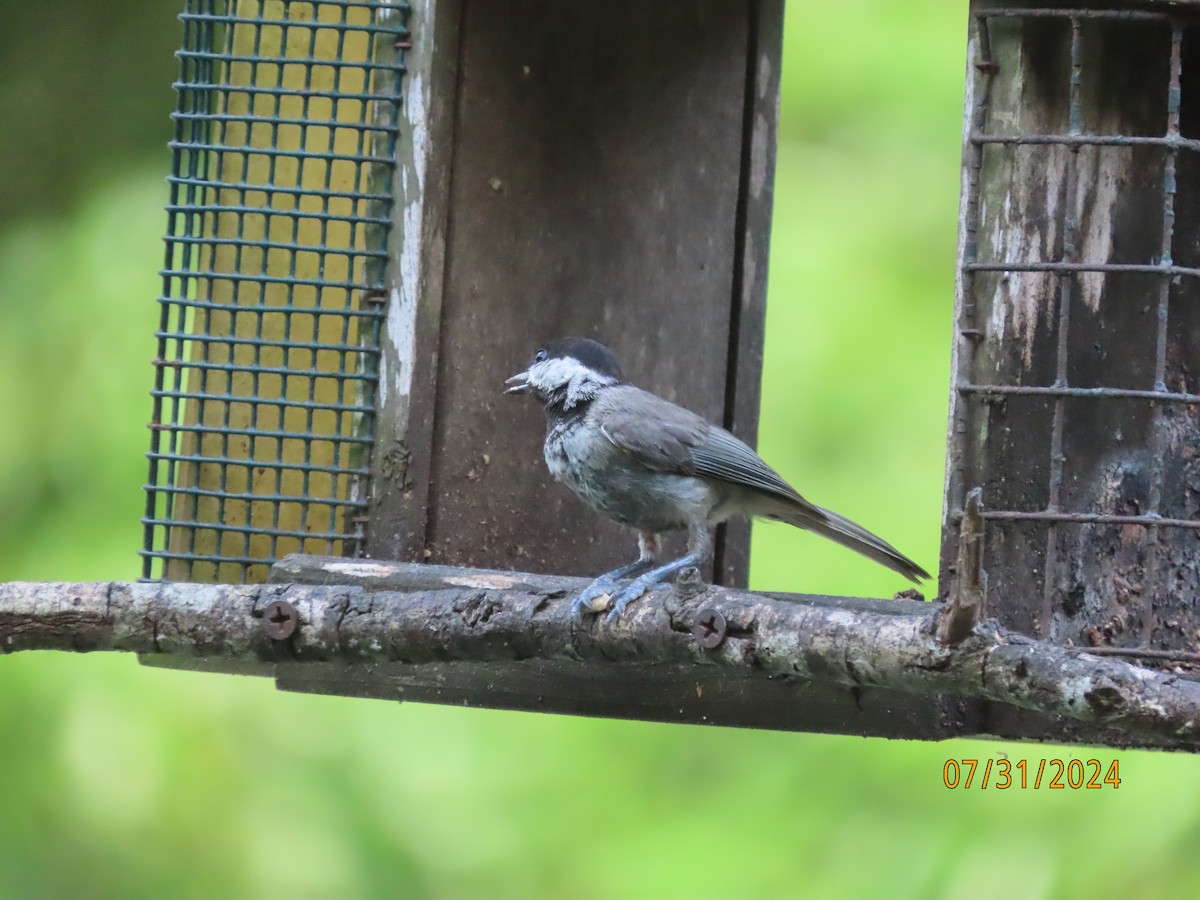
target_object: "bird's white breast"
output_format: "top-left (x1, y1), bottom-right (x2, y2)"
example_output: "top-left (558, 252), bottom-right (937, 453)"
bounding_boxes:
top-left (543, 417), bottom-right (717, 532)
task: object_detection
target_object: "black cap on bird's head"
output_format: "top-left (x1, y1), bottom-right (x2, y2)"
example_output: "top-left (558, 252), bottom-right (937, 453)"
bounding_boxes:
top-left (504, 337), bottom-right (624, 409)
top-left (542, 338), bottom-right (624, 379)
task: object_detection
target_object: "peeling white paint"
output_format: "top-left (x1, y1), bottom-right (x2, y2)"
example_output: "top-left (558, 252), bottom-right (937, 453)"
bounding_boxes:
top-left (397, 69), bottom-right (428, 364)
top-left (986, 146), bottom-right (1067, 367)
top-left (750, 112), bottom-right (769, 199)
top-left (325, 561), bottom-right (395, 578)
top-left (757, 51), bottom-right (772, 101)
top-left (984, 132), bottom-right (1127, 365)
top-left (379, 59), bottom-right (428, 417)
top-left (378, 342), bottom-right (390, 408)
top-left (446, 574), bottom-right (523, 590)
top-left (983, 101), bottom-right (1126, 366)
top-left (1074, 125), bottom-right (1127, 312)
top-left (388, 279), bottom-right (415, 407)
top-left (406, 72), bottom-right (428, 191)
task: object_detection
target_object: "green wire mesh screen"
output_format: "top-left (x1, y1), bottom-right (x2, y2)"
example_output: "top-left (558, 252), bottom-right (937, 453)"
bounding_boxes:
top-left (142, 0), bottom-right (408, 583)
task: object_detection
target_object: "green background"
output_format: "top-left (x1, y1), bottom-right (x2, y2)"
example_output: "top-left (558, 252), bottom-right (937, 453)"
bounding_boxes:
top-left (1, 2), bottom-right (1198, 897)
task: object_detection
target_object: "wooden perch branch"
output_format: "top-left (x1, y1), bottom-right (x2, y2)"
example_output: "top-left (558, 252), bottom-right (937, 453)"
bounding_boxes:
top-left (1, 557), bottom-right (1198, 748)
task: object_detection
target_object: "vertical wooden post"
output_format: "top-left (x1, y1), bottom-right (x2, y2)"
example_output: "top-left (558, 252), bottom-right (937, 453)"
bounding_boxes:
top-left (367, 0), bottom-right (463, 561)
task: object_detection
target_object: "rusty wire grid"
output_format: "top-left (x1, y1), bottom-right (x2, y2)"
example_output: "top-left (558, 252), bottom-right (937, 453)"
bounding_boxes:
top-left (142, 0), bottom-right (409, 583)
top-left (950, 6), bottom-right (1200, 647)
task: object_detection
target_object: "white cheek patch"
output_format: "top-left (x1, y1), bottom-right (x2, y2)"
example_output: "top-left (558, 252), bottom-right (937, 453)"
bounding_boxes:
top-left (527, 357), bottom-right (581, 394)
top-left (528, 357), bottom-right (616, 409)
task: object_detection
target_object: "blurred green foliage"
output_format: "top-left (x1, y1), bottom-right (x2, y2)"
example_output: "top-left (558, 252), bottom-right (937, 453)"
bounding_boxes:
top-left (0, 3), bottom-right (178, 218)
top-left (2, 1), bottom-right (1200, 898)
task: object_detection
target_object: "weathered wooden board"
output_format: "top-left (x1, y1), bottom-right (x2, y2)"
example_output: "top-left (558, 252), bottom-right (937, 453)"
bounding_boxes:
top-left (275, 660), bottom-right (972, 739)
top-left (367, 0), bottom-right (782, 589)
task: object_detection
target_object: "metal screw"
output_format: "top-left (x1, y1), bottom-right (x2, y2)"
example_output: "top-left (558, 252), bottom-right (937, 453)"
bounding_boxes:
top-left (693, 608), bottom-right (727, 649)
top-left (262, 600), bottom-right (299, 640)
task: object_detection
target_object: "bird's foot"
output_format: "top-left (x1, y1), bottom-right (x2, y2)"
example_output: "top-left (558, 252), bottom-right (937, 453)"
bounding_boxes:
top-left (571, 556), bottom-right (659, 619)
top-left (601, 550), bottom-right (708, 623)
top-left (571, 574), bottom-right (623, 619)
top-left (603, 576), bottom-right (670, 623)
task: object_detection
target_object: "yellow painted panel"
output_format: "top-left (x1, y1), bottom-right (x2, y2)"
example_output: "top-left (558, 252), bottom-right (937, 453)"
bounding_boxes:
top-left (164, 0), bottom-right (391, 582)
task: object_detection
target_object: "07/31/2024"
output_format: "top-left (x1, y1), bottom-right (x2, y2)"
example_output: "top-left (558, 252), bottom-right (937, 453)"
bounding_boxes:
top-left (942, 758), bottom-right (1121, 790)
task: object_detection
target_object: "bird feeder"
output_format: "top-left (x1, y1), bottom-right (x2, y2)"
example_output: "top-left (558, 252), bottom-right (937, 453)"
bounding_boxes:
top-left (143, 0), bottom-right (781, 588)
top-left (111, 0), bottom-right (1200, 748)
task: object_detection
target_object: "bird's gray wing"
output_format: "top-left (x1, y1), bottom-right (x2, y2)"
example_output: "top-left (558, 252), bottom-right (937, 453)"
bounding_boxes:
top-left (592, 386), bottom-right (817, 507)
top-left (688, 426), bottom-right (807, 503)
top-left (591, 386), bottom-right (707, 475)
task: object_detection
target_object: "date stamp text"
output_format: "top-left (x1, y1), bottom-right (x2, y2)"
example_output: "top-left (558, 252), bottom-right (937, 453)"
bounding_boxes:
top-left (942, 757), bottom-right (1121, 790)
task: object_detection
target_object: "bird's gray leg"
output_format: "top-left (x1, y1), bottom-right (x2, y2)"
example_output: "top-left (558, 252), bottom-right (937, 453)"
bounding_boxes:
top-left (605, 528), bottom-right (713, 622)
top-left (572, 532), bottom-right (661, 619)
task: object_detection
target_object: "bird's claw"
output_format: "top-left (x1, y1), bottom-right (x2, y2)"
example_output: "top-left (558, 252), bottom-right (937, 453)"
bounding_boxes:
top-left (603, 589), bottom-right (640, 623)
top-left (602, 578), bottom-right (670, 623)
top-left (572, 575), bottom-right (619, 619)
top-left (574, 566), bottom-right (674, 623)
top-left (571, 593), bottom-right (609, 619)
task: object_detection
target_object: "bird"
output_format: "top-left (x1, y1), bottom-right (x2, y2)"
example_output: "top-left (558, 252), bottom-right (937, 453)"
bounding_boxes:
top-left (504, 337), bottom-right (929, 621)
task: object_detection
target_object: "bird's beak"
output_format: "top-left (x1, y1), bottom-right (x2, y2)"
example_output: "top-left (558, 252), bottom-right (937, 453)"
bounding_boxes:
top-left (504, 370), bottom-right (530, 395)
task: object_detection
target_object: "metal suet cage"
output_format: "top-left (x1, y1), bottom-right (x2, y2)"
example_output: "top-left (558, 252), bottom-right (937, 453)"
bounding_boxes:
top-left (143, 0), bottom-right (408, 583)
top-left (945, 3), bottom-right (1200, 727)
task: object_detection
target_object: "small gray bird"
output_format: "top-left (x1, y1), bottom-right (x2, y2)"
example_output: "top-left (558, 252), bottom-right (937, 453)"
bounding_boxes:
top-left (505, 337), bottom-right (929, 620)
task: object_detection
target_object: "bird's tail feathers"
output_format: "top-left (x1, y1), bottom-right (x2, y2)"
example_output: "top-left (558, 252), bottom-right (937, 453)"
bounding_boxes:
top-left (753, 495), bottom-right (930, 585)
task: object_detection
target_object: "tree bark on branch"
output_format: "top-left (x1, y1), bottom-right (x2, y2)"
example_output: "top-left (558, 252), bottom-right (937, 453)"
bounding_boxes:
top-left (0, 556), bottom-right (1197, 748)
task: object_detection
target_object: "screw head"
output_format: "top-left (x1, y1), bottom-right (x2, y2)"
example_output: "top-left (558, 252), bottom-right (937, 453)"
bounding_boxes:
top-left (692, 608), bottom-right (727, 649)
top-left (262, 599), bottom-right (299, 640)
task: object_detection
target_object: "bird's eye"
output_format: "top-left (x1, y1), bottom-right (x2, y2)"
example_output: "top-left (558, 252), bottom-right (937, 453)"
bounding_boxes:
top-left (534, 349), bottom-right (547, 363)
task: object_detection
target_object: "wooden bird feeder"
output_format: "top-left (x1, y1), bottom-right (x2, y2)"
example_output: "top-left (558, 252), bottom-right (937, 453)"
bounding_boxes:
top-left (6, 0), bottom-right (1200, 750)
